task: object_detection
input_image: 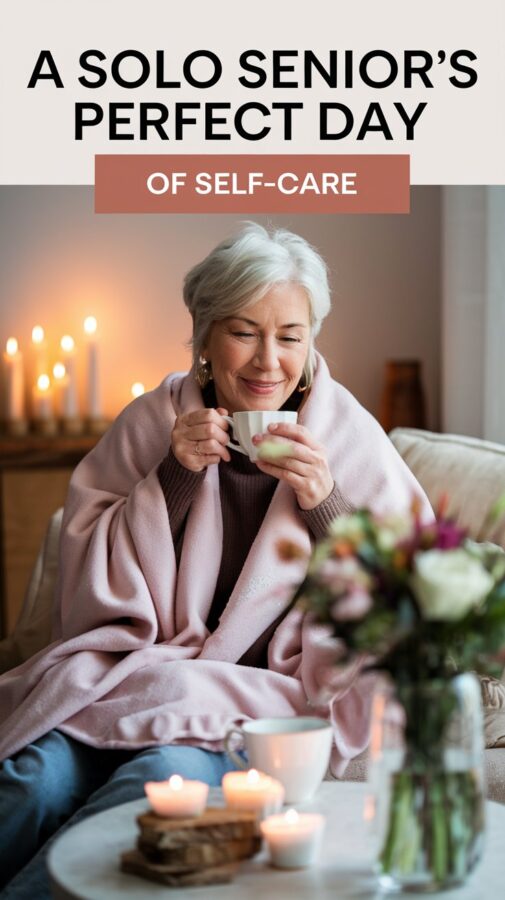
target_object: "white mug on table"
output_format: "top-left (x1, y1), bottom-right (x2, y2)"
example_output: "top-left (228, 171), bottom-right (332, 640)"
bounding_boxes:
top-left (225, 716), bottom-right (332, 803)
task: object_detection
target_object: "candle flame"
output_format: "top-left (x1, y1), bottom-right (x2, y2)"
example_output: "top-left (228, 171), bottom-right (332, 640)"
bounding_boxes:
top-left (131, 382), bottom-right (145, 399)
top-left (53, 363), bottom-right (66, 380)
top-left (32, 325), bottom-right (45, 344)
top-left (61, 335), bottom-right (75, 353)
top-left (84, 315), bottom-right (98, 335)
top-left (246, 769), bottom-right (260, 785)
top-left (169, 774), bottom-right (183, 791)
top-left (285, 808), bottom-right (299, 825)
top-left (6, 338), bottom-right (18, 356)
top-left (37, 374), bottom-right (50, 392)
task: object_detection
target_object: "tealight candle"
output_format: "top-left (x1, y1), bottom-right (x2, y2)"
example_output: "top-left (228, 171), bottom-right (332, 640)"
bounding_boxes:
top-left (222, 769), bottom-right (285, 819)
top-left (260, 808), bottom-right (325, 868)
top-left (144, 774), bottom-right (209, 818)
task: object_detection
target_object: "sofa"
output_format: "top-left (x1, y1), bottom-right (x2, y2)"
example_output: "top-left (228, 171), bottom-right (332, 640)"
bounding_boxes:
top-left (1, 427), bottom-right (505, 801)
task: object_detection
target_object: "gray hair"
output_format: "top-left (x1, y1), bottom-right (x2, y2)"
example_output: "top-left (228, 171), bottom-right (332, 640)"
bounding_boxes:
top-left (182, 222), bottom-right (331, 386)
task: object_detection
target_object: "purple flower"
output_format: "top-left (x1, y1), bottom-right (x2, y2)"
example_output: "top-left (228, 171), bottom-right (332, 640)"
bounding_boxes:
top-left (432, 520), bottom-right (467, 550)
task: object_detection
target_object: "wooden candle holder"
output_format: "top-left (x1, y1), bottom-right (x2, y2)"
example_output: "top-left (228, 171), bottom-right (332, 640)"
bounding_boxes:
top-left (121, 806), bottom-right (261, 887)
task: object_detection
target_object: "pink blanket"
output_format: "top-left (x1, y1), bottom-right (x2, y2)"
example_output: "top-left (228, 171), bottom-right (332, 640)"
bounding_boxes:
top-left (0, 355), bottom-right (431, 774)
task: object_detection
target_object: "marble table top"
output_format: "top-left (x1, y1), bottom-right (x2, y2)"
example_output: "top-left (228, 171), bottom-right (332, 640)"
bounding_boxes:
top-left (48, 781), bottom-right (505, 899)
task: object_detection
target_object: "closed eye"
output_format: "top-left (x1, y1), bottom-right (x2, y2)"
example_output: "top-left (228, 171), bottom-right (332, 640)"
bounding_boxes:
top-left (231, 331), bottom-right (302, 343)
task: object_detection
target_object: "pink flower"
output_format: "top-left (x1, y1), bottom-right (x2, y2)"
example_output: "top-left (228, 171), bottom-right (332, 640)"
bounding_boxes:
top-left (331, 587), bottom-right (372, 621)
top-left (316, 557), bottom-right (370, 595)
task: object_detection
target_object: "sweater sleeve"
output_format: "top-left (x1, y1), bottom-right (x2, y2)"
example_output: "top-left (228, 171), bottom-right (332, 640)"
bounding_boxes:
top-left (157, 447), bottom-right (206, 542)
top-left (298, 482), bottom-right (354, 541)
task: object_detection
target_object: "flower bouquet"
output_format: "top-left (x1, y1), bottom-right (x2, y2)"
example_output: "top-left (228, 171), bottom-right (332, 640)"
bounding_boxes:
top-left (281, 498), bottom-right (505, 891)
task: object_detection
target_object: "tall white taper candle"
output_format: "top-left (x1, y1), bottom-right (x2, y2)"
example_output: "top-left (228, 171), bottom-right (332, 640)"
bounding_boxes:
top-left (84, 316), bottom-right (101, 419)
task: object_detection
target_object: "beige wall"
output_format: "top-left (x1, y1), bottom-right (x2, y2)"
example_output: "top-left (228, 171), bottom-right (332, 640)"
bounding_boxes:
top-left (0, 187), bottom-right (441, 427)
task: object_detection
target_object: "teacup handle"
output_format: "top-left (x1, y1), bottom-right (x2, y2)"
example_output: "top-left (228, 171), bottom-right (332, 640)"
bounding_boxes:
top-left (222, 415), bottom-right (248, 456)
top-left (224, 726), bottom-right (248, 769)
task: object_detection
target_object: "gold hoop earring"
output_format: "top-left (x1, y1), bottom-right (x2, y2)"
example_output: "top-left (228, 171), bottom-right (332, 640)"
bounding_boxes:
top-left (195, 358), bottom-right (213, 389)
top-left (297, 373), bottom-right (310, 393)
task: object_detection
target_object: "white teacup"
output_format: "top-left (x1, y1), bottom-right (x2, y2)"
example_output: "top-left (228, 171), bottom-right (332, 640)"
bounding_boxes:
top-left (224, 717), bottom-right (332, 803)
top-left (223, 410), bottom-right (297, 461)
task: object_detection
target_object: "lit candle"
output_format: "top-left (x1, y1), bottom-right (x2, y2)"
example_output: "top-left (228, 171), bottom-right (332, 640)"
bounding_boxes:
top-left (222, 769), bottom-right (285, 819)
top-left (84, 316), bottom-right (101, 420)
top-left (31, 325), bottom-right (48, 379)
top-left (144, 774), bottom-right (209, 818)
top-left (32, 374), bottom-right (57, 435)
top-left (3, 338), bottom-right (27, 432)
top-left (33, 373), bottom-right (52, 419)
top-left (260, 808), bottom-right (326, 869)
top-left (131, 382), bottom-right (145, 399)
top-left (53, 363), bottom-right (67, 414)
top-left (60, 335), bottom-right (79, 420)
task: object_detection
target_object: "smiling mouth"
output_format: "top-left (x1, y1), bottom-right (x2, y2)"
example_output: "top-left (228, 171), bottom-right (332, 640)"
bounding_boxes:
top-left (240, 378), bottom-right (283, 391)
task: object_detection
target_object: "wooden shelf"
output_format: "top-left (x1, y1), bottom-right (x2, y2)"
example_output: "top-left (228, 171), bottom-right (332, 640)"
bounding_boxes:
top-left (0, 433), bottom-right (105, 469)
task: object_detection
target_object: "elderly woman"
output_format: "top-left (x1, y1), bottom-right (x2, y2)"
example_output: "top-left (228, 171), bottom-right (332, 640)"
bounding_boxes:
top-left (0, 223), bottom-right (430, 896)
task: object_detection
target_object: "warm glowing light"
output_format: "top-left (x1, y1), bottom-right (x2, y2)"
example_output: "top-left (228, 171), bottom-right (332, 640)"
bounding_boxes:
top-left (61, 335), bottom-right (75, 353)
top-left (246, 769), bottom-right (260, 785)
top-left (168, 775), bottom-right (183, 791)
top-left (131, 382), bottom-right (145, 398)
top-left (53, 363), bottom-right (66, 380)
top-left (84, 316), bottom-right (98, 336)
top-left (32, 326), bottom-right (45, 344)
top-left (6, 338), bottom-right (18, 356)
top-left (285, 809), bottom-right (299, 825)
top-left (37, 374), bottom-right (50, 392)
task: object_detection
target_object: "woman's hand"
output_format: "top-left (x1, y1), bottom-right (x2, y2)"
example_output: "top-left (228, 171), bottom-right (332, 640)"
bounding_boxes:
top-left (253, 422), bottom-right (334, 510)
top-left (171, 408), bottom-right (231, 472)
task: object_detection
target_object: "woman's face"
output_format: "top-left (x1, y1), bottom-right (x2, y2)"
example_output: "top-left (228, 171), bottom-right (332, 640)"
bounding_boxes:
top-left (203, 283), bottom-right (311, 413)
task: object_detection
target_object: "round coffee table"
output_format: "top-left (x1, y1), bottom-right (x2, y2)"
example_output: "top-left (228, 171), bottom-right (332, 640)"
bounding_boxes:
top-left (48, 782), bottom-right (505, 899)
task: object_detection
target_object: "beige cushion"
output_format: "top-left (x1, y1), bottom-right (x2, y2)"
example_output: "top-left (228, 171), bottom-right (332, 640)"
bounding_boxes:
top-left (0, 507), bottom-right (62, 674)
top-left (481, 677), bottom-right (505, 748)
top-left (390, 428), bottom-right (505, 547)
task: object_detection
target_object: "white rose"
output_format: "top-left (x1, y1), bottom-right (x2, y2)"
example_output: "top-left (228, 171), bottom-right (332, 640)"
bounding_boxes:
top-left (411, 548), bottom-right (495, 621)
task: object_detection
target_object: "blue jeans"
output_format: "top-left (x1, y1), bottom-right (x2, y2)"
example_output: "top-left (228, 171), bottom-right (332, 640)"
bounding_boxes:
top-left (0, 729), bottom-right (241, 899)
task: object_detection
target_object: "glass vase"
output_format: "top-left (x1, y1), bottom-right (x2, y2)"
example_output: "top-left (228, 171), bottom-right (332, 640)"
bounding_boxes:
top-left (367, 673), bottom-right (485, 893)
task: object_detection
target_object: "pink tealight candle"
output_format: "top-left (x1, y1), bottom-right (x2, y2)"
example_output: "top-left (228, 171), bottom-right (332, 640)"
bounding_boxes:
top-left (222, 768), bottom-right (285, 819)
top-left (260, 808), bottom-right (325, 868)
top-left (144, 774), bottom-right (208, 818)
